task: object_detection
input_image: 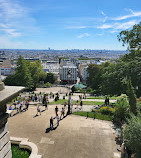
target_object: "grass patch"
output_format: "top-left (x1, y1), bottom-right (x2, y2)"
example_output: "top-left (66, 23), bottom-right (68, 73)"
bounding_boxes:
top-left (49, 99), bottom-right (104, 105)
top-left (11, 145), bottom-right (30, 158)
top-left (73, 111), bottom-right (113, 121)
top-left (87, 96), bottom-right (117, 100)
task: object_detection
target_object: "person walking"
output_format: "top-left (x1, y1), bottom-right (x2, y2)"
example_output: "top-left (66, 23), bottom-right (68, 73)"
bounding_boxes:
top-left (13, 100), bottom-right (17, 110)
top-left (37, 105), bottom-right (41, 115)
top-left (50, 117), bottom-right (54, 130)
top-left (43, 94), bottom-right (47, 110)
top-left (80, 100), bottom-right (83, 110)
top-left (55, 106), bottom-right (58, 116)
top-left (60, 107), bottom-right (65, 119)
top-left (56, 114), bottom-right (60, 126)
top-left (38, 95), bottom-right (40, 102)
top-left (17, 102), bottom-right (21, 113)
top-left (64, 101), bottom-right (67, 109)
top-left (25, 100), bottom-right (29, 110)
top-left (76, 100), bottom-right (79, 109)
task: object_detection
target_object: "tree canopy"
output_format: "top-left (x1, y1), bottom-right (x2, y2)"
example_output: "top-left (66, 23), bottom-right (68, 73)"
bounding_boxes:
top-left (117, 22), bottom-right (141, 50)
top-left (4, 56), bottom-right (56, 90)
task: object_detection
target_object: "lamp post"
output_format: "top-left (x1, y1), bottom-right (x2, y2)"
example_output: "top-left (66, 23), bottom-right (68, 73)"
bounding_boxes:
top-left (67, 69), bottom-right (72, 115)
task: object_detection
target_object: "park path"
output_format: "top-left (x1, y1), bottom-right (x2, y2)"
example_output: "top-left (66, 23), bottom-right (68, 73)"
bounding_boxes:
top-left (8, 104), bottom-right (120, 158)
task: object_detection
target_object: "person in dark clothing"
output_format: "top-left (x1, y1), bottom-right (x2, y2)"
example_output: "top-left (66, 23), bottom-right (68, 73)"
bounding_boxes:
top-left (80, 100), bottom-right (83, 109)
top-left (50, 117), bottom-right (54, 130)
top-left (43, 94), bottom-right (48, 110)
top-left (55, 106), bottom-right (58, 115)
top-left (107, 97), bottom-right (109, 106)
top-left (105, 97), bottom-right (108, 106)
top-left (13, 100), bottom-right (16, 109)
top-left (35, 95), bottom-right (37, 102)
top-left (26, 101), bottom-right (29, 110)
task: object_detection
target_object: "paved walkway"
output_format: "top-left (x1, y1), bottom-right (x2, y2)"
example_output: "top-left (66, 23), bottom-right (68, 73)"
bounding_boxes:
top-left (8, 104), bottom-right (120, 158)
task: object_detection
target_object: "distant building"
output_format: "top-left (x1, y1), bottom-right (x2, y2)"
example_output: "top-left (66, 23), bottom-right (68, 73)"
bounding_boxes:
top-left (0, 59), bottom-right (14, 76)
top-left (78, 64), bottom-right (88, 82)
top-left (60, 66), bottom-right (77, 84)
top-left (82, 66), bottom-right (88, 82)
top-left (41, 61), bottom-right (59, 75)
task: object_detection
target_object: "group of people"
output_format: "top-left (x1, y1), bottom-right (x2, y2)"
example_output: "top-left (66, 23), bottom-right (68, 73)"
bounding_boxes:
top-left (105, 97), bottom-right (109, 106)
top-left (9, 95), bottom-right (30, 113)
top-left (50, 105), bottom-right (65, 130)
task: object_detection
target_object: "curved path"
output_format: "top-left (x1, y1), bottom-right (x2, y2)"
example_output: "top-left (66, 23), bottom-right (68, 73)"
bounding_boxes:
top-left (8, 104), bottom-right (120, 158)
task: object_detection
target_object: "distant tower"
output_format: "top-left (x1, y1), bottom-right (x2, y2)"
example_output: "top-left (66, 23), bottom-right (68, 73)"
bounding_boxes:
top-left (48, 47), bottom-right (51, 50)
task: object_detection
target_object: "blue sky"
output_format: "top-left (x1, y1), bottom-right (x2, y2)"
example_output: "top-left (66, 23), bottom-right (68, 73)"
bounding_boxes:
top-left (0, 0), bottom-right (141, 50)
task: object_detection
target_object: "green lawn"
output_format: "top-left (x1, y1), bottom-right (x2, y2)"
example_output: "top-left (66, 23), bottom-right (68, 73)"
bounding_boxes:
top-left (12, 145), bottom-right (30, 158)
top-left (49, 99), bottom-right (104, 105)
top-left (87, 96), bottom-right (117, 100)
top-left (73, 111), bottom-right (113, 121)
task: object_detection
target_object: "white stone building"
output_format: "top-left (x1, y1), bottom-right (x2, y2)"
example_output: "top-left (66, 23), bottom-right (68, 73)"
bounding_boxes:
top-left (82, 66), bottom-right (88, 82)
top-left (60, 66), bottom-right (78, 84)
top-left (0, 59), bottom-right (14, 76)
top-left (41, 61), bottom-right (59, 75)
top-left (0, 67), bottom-right (13, 76)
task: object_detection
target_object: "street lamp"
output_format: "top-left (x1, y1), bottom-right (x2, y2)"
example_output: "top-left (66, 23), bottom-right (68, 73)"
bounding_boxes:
top-left (67, 69), bottom-right (72, 115)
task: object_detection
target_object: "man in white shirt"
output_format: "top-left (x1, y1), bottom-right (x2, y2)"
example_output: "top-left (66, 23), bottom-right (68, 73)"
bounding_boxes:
top-left (56, 114), bottom-right (60, 126)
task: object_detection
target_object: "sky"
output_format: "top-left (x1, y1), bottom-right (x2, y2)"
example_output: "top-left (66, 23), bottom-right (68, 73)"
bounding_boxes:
top-left (0, 0), bottom-right (141, 50)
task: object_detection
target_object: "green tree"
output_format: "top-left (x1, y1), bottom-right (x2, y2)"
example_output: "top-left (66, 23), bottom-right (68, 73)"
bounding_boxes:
top-left (124, 115), bottom-right (141, 157)
top-left (28, 61), bottom-right (44, 89)
top-left (15, 55), bottom-right (33, 87)
top-left (118, 21), bottom-right (141, 50)
top-left (4, 74), bottom-right (17, 86)
top-left (127, 79), bottom-right (137, 115)
top-left (45, 73), bottom-right (56, 84)
top-left (113, 94), bottom-right (130, 125)
top-left (87, 64), bottom-right (102, 92)
top-left (4, 56), bottom-right (46, 90)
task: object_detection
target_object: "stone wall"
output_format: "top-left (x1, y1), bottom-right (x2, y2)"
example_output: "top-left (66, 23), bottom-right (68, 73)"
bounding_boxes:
top-left (0, 123), bottom-right (12, 158)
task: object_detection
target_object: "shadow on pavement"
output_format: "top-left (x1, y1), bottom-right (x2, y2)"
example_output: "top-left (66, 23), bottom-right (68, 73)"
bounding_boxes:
top-left (33, 114), bottom-right (40, 118)
top-left (45, 126), bottom-right (58, 133)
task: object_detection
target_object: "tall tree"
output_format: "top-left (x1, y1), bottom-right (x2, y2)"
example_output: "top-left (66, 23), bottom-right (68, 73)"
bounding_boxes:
top-left (45, 73), bottom-right (56, 84)
top-left (15, 55), bottom-right (33, 88)
top-left (127, 79), bottom-right (137, 115)
top-left (87, 64), bottom-right (102, 92)
top-left (117, 21), bottom-right (141, 50)
top-left (28, 61), bottom-right (45, 89)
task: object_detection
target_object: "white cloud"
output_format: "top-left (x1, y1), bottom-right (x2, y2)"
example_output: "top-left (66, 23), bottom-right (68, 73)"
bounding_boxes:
top-left (99, 10), bottom-right (106, 16)
top-left (0, 0), bottom-right (37, 38)
top-left (97, 24), bottom-right (113, 29)
top-left (77, 33), bottom-right (90, 38)
top-left (1, 28), bottom-right (22, 37)
top-left (97, 20), bottom-right (137, 31)
top-left (111, 9), bottom-right (141, 20)
top-left (114, 20), bottom-right (137, 30)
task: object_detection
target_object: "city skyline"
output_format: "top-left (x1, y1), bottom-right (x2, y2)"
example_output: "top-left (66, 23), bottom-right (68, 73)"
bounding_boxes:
top-left (0, 0), bottom-right (141, 50)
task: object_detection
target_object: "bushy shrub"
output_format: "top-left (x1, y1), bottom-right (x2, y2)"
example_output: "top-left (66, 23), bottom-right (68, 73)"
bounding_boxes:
top-left (113, 94), bottom-right (130, 125)
top-left (100, 107), bottom-right (115, 115)
top-left (43, 82), bottom-right (52, 88)
top-left (137, 102), bottom-right (141, 114)
top-left (71, 86), bottom-right (77, 93)
top-left (124, 115), bottom-right (141, 157)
